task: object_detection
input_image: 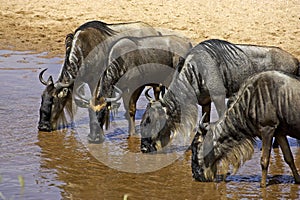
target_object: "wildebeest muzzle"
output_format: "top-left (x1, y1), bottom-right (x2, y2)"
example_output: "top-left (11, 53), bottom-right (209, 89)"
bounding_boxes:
top-left (141, 137), bottom-right (157, 153)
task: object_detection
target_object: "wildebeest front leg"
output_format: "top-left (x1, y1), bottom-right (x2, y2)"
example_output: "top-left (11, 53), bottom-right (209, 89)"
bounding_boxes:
top-left (203, 65), bottom-right (226, 119)
top-left (260, 126), bottom-right (275, 187)
top-left (126, 87), bottom-right (144, 136)
top-left (211, 94), bottom-right (226, 118)
top-left (275, 135), bottom-right (300, 184)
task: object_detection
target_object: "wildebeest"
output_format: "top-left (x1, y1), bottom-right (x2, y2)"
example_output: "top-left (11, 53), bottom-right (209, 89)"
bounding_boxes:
top-left (75, 35), bottom-right (192, 141)
top-left (140, 39), bottom-right (300, 152)
top-left (38, 20), bottom-right (160, 133)
top-left (191, 70), bottom-right (300, 187)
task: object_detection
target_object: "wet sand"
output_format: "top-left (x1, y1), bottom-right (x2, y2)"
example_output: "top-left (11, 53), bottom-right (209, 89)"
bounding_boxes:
top-left (0, 0), bottom-right (299, 58)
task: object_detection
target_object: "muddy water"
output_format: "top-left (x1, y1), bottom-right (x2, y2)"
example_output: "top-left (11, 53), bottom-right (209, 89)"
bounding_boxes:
top-left (1, 50), bottom-right (300, 199)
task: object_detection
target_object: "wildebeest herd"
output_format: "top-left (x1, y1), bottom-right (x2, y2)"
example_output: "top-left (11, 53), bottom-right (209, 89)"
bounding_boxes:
top-left (38, 20), bottom-right (300, 187)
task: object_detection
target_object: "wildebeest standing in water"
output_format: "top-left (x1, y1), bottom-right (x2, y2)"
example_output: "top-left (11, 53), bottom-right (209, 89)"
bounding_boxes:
top-left (75, 35), bottom-right (192, 141)
top-left (140, 39), bottom-right (300, 153)
top-left (38, 20), bottom-right (160, 136)
top-left (191, 71), bottom-right (300, 187)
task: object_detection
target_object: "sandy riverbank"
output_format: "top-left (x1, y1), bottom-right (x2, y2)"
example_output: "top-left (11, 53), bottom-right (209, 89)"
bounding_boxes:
top-left (0, 0), bottom-right (299, 58)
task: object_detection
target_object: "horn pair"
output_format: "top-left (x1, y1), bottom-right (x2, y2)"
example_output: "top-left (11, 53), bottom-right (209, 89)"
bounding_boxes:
top-left (39, 68), bottom-right (74, 89)
top-left (75, 84), bottom-right (122, 108)
top-left (145, 86), bottom-right (165, 103)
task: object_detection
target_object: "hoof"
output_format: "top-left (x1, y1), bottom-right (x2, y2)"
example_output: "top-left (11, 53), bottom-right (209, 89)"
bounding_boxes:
top-left (88, 134), bottom-right (105, 144)
top-left (140, 143), bottom-right (157, 153)
top-left (38, 124), bottom-right (52, 132)
top-left (294, 176), bottom-right (300, 184)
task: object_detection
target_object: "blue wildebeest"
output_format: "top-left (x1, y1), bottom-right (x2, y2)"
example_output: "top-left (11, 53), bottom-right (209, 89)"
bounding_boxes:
top-left (75, 35), bottom-right (192, 141)
top-left (140, 39), bottom-right (300, 153)
top-left (38, 20), bottom-right (160, 135)
top-left (192, 70), bottom-right (300, 187)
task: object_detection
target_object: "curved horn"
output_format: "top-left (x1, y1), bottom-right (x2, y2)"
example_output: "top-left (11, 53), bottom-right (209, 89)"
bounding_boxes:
top-left (54, 79), bottom-right (74, 90)
top-left (159, 90), bottom-right (166, 104)
top-left (199, 113), bottom-right (209, 131)
top-left (105, 86), bottom-right (123, 102)
top-left (74, 84), bottom-right (90, 108)
top-left (145, 87), bottom-right (155, 102)
top-left (39, 68), bottom-right (49, 86)
top-left (159, 83), bottom-right (166, 97)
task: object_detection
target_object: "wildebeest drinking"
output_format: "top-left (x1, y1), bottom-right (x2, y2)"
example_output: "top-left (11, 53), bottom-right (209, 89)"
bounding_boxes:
top-left (75, 35), bottom-right (192, 142)
top-left (191, 70), bottom-right (300, 187)
top-left (140, 39), bottom-right (300, 153)
top-left (38, 20), bottom-right (159, 133)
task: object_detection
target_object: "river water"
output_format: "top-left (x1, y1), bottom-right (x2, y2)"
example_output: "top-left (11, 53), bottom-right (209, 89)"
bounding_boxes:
top-left (0, 50), bottom-right (300, 199)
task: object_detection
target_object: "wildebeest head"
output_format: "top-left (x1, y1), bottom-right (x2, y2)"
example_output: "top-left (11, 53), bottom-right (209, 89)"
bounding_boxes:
top-left (140, 88), bottom-right (171, 153)
top-left (191, 114), bottom-right (216, 182)
top-left (38, 69), bottom-right (73, 131)
top-left (38, 34), bottom-right (75, 132)
top-left (74, 83), bottom-right (122, 141)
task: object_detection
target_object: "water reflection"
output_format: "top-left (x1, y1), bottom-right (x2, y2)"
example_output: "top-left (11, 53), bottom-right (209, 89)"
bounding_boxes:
top-left (0, 50), bottom-right (62, 199)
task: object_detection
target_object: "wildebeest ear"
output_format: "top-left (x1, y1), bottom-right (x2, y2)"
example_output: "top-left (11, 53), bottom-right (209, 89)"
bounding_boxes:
top-left (179, 56), bottom-right (185, 64)
top-left (65, 33), bottom-right (74, 49)
top-left (176, 56), bottom-right (185, 72)
top-left (47, 76), bottom-right (54, 86)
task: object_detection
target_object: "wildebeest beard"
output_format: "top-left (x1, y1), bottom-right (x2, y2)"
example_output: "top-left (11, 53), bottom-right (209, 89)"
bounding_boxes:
top-left (191, 120), bottom-right (255, 182)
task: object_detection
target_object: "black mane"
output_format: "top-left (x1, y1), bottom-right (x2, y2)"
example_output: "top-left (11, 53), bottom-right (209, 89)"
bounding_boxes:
top-left (197, 39), bottom-right (246, 64)
top-left (75, 20), bottom-right (116, 36)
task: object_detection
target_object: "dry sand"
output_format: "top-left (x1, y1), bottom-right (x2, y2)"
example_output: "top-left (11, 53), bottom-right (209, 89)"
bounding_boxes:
top-left (0, 0), bottom-right (299, 58)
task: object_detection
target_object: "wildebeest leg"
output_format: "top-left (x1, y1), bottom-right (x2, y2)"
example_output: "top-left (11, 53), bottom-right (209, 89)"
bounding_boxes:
top-left (203, 65), bottom-right (226, 119)
top-left (127, 87), bottom-right (144, 136)
top-left (211, 94), bottom-right (226, 118)
top-left (275, 135), bottom-right (300, 184)
top-left (272, 139), bottom-right (279, 148)
top-left (88, 108), bottom-right (105, 143)
top-left (260, 126), bottom-right (275, 187)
